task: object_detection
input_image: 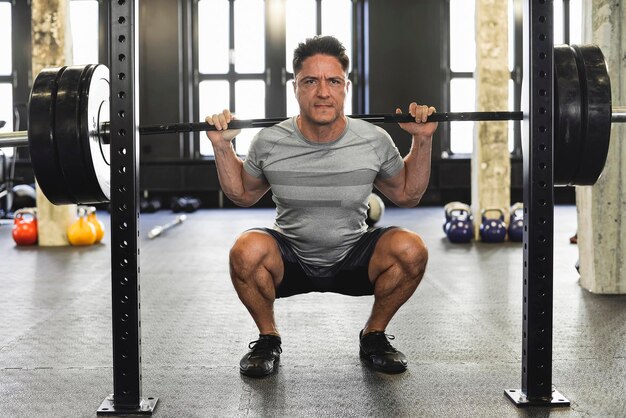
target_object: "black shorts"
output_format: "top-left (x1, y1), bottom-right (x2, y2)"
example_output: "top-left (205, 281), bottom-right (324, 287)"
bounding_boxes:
top-left (250, 226), bottom-right (397, 298)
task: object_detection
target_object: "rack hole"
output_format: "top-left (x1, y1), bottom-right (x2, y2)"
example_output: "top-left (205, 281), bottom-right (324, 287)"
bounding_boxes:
top-left (119, 147), bottom-right (127, 155)
top-left (118, 54), bottom-right (126, 62)
top-left (118, 35), bottom-right (126, 43)
top-left (118, 91), bottom-right (126, 99)
top-left (118, 110), bottom-right (125, 118)
top-left (118, 129), bottom-right (126, 137)
top-left (118, 16), bottom-right (126, 24)
top-left (118, 73), bottom-right (126, 80)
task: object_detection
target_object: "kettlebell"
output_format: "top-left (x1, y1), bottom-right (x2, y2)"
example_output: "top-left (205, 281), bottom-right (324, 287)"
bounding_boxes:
top-left (68, 207), bottom-right (97, 246)
top-left (87, 206), bottom-right (105, 243)
top-left (508, 202), bottom-right (524, 242)
top-left (443, 201), bottom-right (473, 243)
top-left (12, 208), bottom-right (38, 246)
top-left (479, 208), bottom-right (507, 243)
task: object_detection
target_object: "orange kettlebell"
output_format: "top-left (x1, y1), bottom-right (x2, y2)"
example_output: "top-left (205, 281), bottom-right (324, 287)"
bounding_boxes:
top-left (67, 207), bottom-right (97, 246)
top-left (87, 206), bottom-right (105, 243)
top-left (12, 208), bottom-right (38, 246)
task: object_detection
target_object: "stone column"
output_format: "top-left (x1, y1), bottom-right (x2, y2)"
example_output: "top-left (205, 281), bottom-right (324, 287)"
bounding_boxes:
top-left (576, 0), bottom-right (626, 293)
top-left (472, 0), bottom-right (511, 238)
top-left (32, 0), bottom-right (76, 246)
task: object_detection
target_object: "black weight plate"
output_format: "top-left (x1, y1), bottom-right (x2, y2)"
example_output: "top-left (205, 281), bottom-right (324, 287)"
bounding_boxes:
top-left (80, 64), bottom-right (110, 202)
top-left (55, 65), bottom-right (97, 204)
top-left (553, 45), bottom-right (583, 186)
top-left (28, 66), bottom-right (78, 204)
top-left (55, 64), bottom-right (110, 204)
top-left (571, 44), bottom-right (612, 186)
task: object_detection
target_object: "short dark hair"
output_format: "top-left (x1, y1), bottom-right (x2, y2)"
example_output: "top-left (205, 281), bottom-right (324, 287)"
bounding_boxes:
top-left (292, 35), bottom-right (350, 76)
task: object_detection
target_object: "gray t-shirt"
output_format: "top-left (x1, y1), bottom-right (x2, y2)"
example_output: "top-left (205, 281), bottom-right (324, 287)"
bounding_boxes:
top-left (243, 116), bottom-right (404, 266)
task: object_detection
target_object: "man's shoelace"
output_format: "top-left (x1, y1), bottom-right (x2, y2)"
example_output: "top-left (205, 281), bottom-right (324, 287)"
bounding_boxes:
top-left (248, 338), bottom-right (283, 355)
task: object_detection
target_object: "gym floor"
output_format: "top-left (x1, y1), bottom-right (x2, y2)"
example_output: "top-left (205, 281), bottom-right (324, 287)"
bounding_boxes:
top-left (1, 205), bottom-right (625, 417)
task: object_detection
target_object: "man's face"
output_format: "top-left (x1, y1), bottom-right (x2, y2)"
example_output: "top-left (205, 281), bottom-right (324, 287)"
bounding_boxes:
top-left (293, 54), bottom-right (350, 127)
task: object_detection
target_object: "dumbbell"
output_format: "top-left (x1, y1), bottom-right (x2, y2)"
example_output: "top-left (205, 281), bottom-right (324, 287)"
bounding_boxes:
top-left (140, 198), bottom-right (162, 213)
top-left (171, 196), bottom-right (201, 213)
top-left (443, 201), bottom-right (474, 243)
top-left (479, 208), bottom-right (507, 243)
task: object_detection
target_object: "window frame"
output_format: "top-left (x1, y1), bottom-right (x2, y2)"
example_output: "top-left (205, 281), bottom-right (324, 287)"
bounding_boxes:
top-left (192, 0), bottom-right (364, 158)
top-left (442, 0), bottom-right (523, 159)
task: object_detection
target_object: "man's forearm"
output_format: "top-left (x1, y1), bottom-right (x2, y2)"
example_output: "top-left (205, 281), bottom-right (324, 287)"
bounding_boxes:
top-left (212, 142), bottom-right (248, 205)
top-left (401, 134), bottom-right (433, 206)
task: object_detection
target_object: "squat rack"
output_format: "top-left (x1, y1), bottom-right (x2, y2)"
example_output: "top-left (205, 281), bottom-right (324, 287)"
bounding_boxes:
top-left (97, 0), bottom-right (153, 414)
top-left (504, 0), bottom-right (569, 406)
top-left (97, 0), bottom-right (568, 414)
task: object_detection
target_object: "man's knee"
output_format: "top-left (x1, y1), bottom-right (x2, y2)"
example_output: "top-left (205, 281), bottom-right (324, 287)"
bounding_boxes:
top-left (229, 231), bottom-right (282, 280)
top-left (381, 229), bottom-right (428, 279)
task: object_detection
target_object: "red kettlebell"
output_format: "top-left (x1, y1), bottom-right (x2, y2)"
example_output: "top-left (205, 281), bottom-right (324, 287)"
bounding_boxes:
top-left (12, 208), bottom-right (38, 246)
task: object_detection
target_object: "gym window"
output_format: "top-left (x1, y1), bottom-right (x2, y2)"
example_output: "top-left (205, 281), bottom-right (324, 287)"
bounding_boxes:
top-left (68, 0), bottom-right (99, 65)
top-left (196, 0), bottom-right (355, 157)
top-left (446, 0), bottom-right (518, 156)
top-left (445, 0), bottom-right (582, 157)
top-left (0, 1), bottom-right (12, 158)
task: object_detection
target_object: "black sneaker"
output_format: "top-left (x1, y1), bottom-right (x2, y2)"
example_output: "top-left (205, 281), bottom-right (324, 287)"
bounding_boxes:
top-left (359, 330), bottom-right (408, 374)
top-left (240, 334), bottom-right (282, 377)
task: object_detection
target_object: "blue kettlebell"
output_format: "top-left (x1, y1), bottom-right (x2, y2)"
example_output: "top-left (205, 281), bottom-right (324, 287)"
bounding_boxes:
top-left (508, 202), bottom-right (524, 242)
top-left (480, 208), bottom-right (507, 243)
top-left (443, 202), bottom-right (474, 243)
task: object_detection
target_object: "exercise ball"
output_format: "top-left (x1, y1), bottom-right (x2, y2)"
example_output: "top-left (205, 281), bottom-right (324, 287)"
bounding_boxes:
top-left (366, 193), bottom-right (385, 226)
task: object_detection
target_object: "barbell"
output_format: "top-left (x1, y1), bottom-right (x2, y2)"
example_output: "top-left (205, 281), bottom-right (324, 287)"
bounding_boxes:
top-left (0, 44), bottom-right (624, 205)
